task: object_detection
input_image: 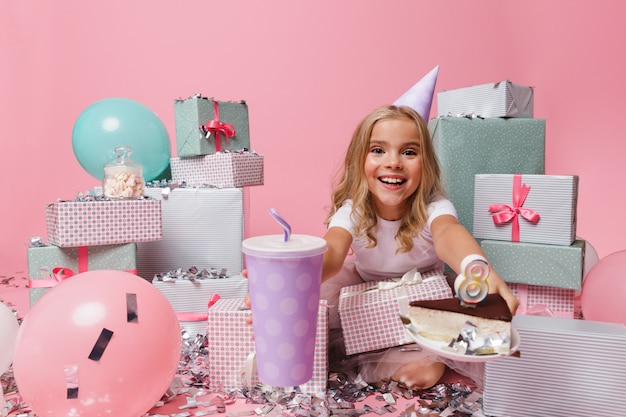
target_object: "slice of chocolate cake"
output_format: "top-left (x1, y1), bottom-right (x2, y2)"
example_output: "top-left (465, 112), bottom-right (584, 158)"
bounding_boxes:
top-left (408, 294), bottom-right (513, 355)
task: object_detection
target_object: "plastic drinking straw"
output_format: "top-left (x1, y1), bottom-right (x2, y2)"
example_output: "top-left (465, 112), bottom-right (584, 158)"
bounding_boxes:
top-left (269, 208), bottom-right (291, 242)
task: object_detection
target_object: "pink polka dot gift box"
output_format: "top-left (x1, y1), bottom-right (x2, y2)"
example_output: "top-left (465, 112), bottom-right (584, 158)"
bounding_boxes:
top-left (170, 150), bottom-right (264, 189)
top-left (45, 199), bottom-right (162, 247)
top-left (508, 283), bottom-right (575, 319)
top-left (207, 298), bottom-right (328, 395)
top-left (338, 269), bottom-right (453, 355)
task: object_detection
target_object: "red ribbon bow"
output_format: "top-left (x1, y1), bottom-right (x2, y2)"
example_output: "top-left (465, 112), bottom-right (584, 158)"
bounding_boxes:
top-left (488, 174), bottom-right (540, 242)
top-left (200, 101), bottom-right (236, 152)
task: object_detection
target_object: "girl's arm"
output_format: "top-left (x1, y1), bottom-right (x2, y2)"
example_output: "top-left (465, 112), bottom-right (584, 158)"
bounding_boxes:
top-left (430, 214), bottom-right (519, 314)
top-left (321, 226), bottom-right (353, 283)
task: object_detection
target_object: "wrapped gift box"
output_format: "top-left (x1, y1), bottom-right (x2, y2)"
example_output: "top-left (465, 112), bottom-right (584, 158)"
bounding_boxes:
top-left (207, 298), bottom-right (328, 395)
top-left (508, 283), bottom-right (575, 319)
top-left (481, 239), bottom-right (585, 290)
top-left (338, 270), bottom-right (453, 355)
top-left (174, 95), bottom-right (250, 157)
top-left (137, 187), bottom-right (244, 280)
top-left (27, 242), bottom-right (137, 306)
top-left (170, 151), bottom-right (264, 188)
top-left (46, 199), bottom-right (162, 247)
top-left (473, 174), bottom-right (579, 246)
top-left (483, 315), bottom-right (626, 417)
top-left (437, 80), bottom-right (534, 118)
top-left (428, 117), bottom-right (545, 234)
top-left (152, 273), bottom-right (248, 336)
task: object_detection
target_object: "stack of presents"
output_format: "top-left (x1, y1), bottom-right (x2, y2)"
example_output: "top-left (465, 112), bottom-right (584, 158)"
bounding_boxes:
top-left (432, 81), bottom-right (626, 416)
top-left (27, 95), bottom-right (329, 396)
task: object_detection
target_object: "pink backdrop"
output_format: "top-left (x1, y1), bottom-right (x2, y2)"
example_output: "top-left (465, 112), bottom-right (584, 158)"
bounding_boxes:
top-left (1, 1), bottom-right (623, 281)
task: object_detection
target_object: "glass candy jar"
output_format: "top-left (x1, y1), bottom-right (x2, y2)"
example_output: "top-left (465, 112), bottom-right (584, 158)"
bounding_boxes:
top-left (103, 146), bottom-right (145, 199)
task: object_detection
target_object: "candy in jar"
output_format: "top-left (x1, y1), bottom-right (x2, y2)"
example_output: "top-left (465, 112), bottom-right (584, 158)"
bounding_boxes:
top-left (103, 146), bottom-right (145, 199)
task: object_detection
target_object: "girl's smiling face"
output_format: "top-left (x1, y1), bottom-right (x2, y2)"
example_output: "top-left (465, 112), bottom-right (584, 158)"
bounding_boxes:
top-left (364, 117), bottom-right (422, 221)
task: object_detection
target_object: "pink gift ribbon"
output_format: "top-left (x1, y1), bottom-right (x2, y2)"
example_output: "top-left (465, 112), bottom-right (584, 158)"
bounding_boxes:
top-left (488, 174), bottom-right (540, 242)
top-left (175, 312), bottom-right (209, 322)
top-left (175, 293), bottom-right (221, 322)
top-left (201, 100), bottom-right (236, 152)
top-left (515, 283), bottom-right (554, 317)
top-left (28, 246), bottom-right (138, 289)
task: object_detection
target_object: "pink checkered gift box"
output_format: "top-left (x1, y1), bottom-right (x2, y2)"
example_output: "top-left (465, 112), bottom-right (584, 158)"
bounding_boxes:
top-left (207, 298), bottom-right (328, 394)
top-left (509, 282), bottom-right (575, 319)
top-left (170, 151), bottom-right (264, 188)
top-left (338, 270), bottom-right (453, 355)
top-left (46, 199), bottom-right (162, 247)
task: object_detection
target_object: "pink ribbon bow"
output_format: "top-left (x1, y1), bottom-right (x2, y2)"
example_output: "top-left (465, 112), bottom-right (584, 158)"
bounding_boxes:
top-left (488, 174), bottom-right (540, 242)
top-left (200, 100), bottom-right (236, 152)
top-left (28, 267), bottom-right (75, 289)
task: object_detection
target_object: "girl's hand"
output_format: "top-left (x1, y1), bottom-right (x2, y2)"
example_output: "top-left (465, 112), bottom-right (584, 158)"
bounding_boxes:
top-left (488, 270), bottom-right (519, 315)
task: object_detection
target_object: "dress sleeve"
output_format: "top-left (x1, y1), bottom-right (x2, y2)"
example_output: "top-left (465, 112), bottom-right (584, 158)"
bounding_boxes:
top-left (327, 200), bottom-right (355, 235)
top-left (426, 197), bottom-right (458, 228)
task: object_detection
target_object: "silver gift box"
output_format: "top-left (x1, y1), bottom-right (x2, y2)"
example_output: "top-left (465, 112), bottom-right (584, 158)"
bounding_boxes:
top-left (483, 315), bottom-right (626, 417)
top-left (153, 274), bottom-right (248, 336)
top-left (437, 80), bottom-right (534, 118)
top-left (137, 187), bottom-right (244, 281)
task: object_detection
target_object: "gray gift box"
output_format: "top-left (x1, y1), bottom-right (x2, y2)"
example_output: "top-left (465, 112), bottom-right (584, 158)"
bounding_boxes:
top-left (428, 117), bottom-right (545, 234)
top-left (438, 80), bottom-right (534, 118)
top-left (174, 95), bottom-right (250, 157)
top-left (27, 243), bottom-right (137, 306)
top-left (480, 239), bottom-right (585, 290)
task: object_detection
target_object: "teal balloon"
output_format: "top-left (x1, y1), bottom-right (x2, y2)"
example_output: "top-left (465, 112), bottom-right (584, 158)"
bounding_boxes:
top-left (72, 98), bottom-right (171, 181)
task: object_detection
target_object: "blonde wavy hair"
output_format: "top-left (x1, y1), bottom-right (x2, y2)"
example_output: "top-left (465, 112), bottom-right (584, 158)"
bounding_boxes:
top-left (325, 105), bottom-right (445, 253)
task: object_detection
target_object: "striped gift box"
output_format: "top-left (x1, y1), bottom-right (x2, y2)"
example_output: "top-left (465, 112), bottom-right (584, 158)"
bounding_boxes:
top-left (152, 274), bottom-right (249, 336)
top-left (137, 187), bottom-right (244, 281)
top-left (170, 151), bottom-right (264, 188)
top-left (437, 80), bottom-right (534, 118)
top-left (473, 174), bottom-right (579, 246)
top-left (483, 315), bottom-right (626, 417)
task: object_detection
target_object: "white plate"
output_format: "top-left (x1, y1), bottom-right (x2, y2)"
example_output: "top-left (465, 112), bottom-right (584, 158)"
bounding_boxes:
top-left (405, 326), bottom-right (521, 363)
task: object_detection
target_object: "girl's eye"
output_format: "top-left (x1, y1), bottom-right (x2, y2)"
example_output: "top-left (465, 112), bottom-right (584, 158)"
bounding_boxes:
top-left (403, 149), bottom-right (418, 156)
top-left (370, 147), bottom-right (384, 154)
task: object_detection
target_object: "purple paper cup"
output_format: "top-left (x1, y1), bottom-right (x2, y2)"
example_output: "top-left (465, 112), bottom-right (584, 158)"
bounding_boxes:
top-left (242, 234), bottom-right (327, 386)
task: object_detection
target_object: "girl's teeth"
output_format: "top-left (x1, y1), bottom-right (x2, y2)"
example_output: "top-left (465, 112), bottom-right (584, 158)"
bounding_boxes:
top-left (381, 177), bottom-right (403, 184)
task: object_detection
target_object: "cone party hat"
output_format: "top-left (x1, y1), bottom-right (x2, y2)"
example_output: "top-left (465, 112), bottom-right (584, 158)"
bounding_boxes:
top-left (393, 65), bottom-right (439, 121)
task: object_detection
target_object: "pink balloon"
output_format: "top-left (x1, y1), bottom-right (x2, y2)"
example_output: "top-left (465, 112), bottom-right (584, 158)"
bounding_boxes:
top-left (581, 249), bottom-right (626, 325)
top-left (13, 270), bottom-right (181, 417)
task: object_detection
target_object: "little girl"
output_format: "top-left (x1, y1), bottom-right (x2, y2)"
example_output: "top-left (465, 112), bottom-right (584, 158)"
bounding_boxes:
top-left (320, 104), bottom-right (518, 390)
